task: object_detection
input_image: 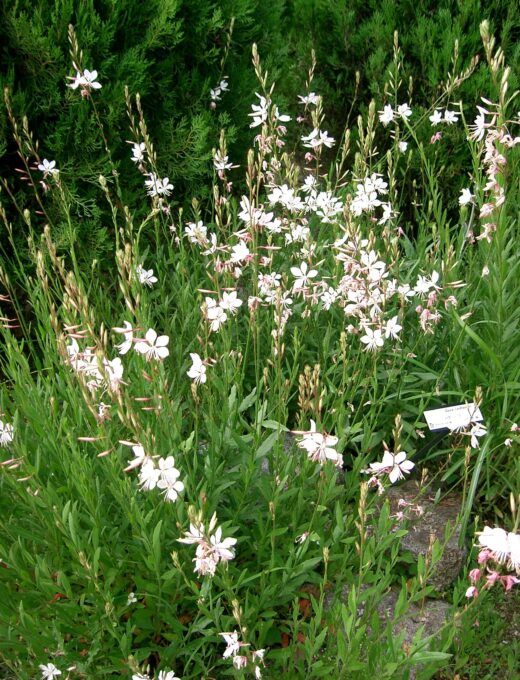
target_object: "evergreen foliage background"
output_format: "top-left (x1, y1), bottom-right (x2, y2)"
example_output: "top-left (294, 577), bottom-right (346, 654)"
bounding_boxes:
top-left (1, 0), bottom-right (519, 262)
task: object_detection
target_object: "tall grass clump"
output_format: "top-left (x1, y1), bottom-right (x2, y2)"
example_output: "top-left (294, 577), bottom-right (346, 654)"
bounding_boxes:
top-left (0, 19), bottom-right (519, 680)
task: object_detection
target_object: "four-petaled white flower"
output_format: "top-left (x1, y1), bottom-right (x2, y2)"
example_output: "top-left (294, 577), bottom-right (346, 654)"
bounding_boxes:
top-left (291, 262), bottom-right (318, 290)
top-left (136, 264), bottom-right (158, 287)
top-left (38, 159), bottom-right (59, 178)
top-left (298, 92), bottom-right (320, 106)
top-left (397, 103), bottom-right (412, 119)
top-left (379, 105), bottom-right (394, 126)
top-left (444, 109), bottom-right (459, 124)
top-left (221, 631), bottom-right (242, 659)
top-left (468, 422), bottom-right (487, 449)
top-left (363, 451), bottom-right (415, 484)
top-left (134, 329), bottom-right (170, 361)
top-left (187, 353), bottom-right (207, 384)
top-left (204, 298), bottom-right (228, 332)
top-left (220, 291), bottom-right (243, 315)
top-left (156, 456), bottom-right (185, 502)
top-left (301, 128), bottom-right (335, 149)
top-left (39, 664), bottom-right (62, 680)
top-left (360, 327), bottom-right (384, 351)
top-left (230, 241), bottom-right (250, 263)
top-left (0, 419), bottom-right (14, 446)
top-left (68, 69), bottom-right (102, 92)
top-left (384, 316), bottom-right (402, 340)
top-left (429, 110), bottom-right (443, 126)
top-left (144, 173), bottom-right (173, 198)
top-left (297, 419), bottom-right (343, 467)
top-left (131, 142), bottom-right (146, 163)
top-left (249, 93), bottom-right (269, 127)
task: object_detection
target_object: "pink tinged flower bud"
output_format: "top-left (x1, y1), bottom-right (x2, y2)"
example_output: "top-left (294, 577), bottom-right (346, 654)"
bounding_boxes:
top-left (478, 549), bottom-right (492, 564)
top-left (469, 568), bottom-right (482, 584)
top-left (485, 569), bottom-right (500, 586)
top-left (465, 585), bottom-right (478, 598)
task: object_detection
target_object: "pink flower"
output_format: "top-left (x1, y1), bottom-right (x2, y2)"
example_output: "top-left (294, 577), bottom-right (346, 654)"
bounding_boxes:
top-left (465, 585), bottom-right (478, 598)
top-left (501, 574), bottom-right (520, 591)
top-left (469, 568), bottom-right (481, 584)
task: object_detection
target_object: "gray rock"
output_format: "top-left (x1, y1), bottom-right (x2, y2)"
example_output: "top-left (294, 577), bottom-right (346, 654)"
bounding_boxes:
top-left (384, 480), bottom-right (466, 591)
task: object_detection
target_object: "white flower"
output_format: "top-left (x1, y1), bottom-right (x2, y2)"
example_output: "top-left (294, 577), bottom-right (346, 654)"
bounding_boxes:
top-left (127, 592), bottom-right (137, 605)
top-left (297, 419), bottom-right (342, 467)
top-left (360, 327), bottom-right (384, 351)
top-left (379, 105), bottom-right (394, 126)
top-left (139, 459), bottom-right (161, 491)
top-left (204, 298), bottom-right (227, 332)
top-left (38, 159), bottom-right (59, 177)
top-left (156, 456), bottom-right (184, 502)
top-left (363, 451), bottom-right (414, 484)
top-left (39, 664), bottom-right (62, 680)
top-left (0, 419), bottom-right (14, 446)
top-left (444, 109), bottom-right (459, 124)
top-left (210, 526), bottom-right (237, 560)
top-left (249, 93), bottom-right (269, 127)
top-left (429, 110), bottom-right (443, 126)
top-left (134, 329), bottom-right (170, 360)
top-left (398, 141), bottom-right (408, 153)
top-left (478, 526), bottom-right (512, 566)
top-left (113, 321), bottom-right (133, 355)
top-left (103, 357), bottom-right (124, 391)
top-left (384, 315), bottom-right (402, 340)
top-left (298, 92), bottom-right (320, 106)
top-left (68, 69), bottom-right (102, 92)
top-left (158, 671), bottom-right (181, 680)
top-left (185, 220), bottom-right (208, 245)
top-left (136, 264), bottom-right (158, 287)
top-left (144, 173), bottom-right (173, 198)
top-left (291, 261), bottom-right (318, 290)
top-left (177, 522), bottom-right (205, 545)
top-left (468, 422), bottom-right (487, 449)
top-left (125, 444), bottom-right (150, 472)
top-left (397, 103), bottom-right (412, 119)
top-left (131, 143), bottom-right (146, 163)
top-left (213, 150), bottom-right (236, 172)
top-left (230, 241), bottom-right (250, 262)
top-left (221, 631), bottom-right (241, 658)
top-left (187, 353), bottom-right (207, 384)
top-left (301, 128), bottom-right (335, 149)
top-left (233, 656), bottom-right (248, 670)
top-left (459, 188), bottom-right (474, 206)
top-left (220, 291), bottom-right (242, 315)
top-left (469, 106), bottom-right (492, 142)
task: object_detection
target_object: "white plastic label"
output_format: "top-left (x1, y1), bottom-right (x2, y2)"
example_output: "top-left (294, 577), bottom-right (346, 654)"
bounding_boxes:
top-left (424, 403), bottom-right (484, 432)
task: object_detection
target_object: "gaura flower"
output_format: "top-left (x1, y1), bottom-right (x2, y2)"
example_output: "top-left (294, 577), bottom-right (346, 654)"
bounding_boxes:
top-left (39, 664), bottom-right (62, 680)
top-left (135, 264), bottom-right (158, 287)
top-left (187, 353), bottom-right (207, 384)
top-left (0, 419), bottom-right (14, 446)
top-left (113, 321), bottom-right (133, 355)
top-left (134, 329), bottom-right (169, 360)
top-left (297, 419), bottom-right (343, 467)
top-left (38, 159), bottom-right (59, 177)
top-left (363, 450), bottom-right (415, 484)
